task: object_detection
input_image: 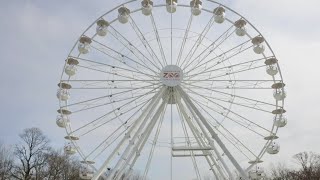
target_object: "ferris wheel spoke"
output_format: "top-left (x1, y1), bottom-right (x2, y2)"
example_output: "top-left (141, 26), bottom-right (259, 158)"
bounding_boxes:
top-left (92, 128), bottom-right (127, 161)
top-left (90, 40), bottom-right (158, 76)
top-left (63, 79), bottom-right (159, 82)
top-left (67, 76), bottom-right (159, 89)
top-left (78, 97), bottom-right (152, 137)
top-left (187, 92), bottom-right (269, 137)
top-left (182, 85), bottom-right (273, 135)
top-left (201, 64), bottom-right (267, 81)
top-left (108, 25), bottom-right (161, 72)
top-left (69, 89), bottom-right (157, 134)
top-left (76, 64), bottom-right (156, 84)
top-left (65, 84), bottom-right (159, 109)
top-left (176, 14), bottom-right (193, 66)
top-left (182, 24), bottom-right (235, 71)
top-left (150, 14), bottom-right (168, 65)
top-left (69, 87), bottom-right (158, 113)
top-left (185, 39), bottom-right (252, 75)
top-left (186, 94), bottom-right (260, 162)
top-left (182, 83), bottom-right (277, 108)
top-left (128, 15), bottom-right (164, 68)
top-left (179, 15), bottom-right (215, 68)
top-left (182, 80), bottom-right (278, 90)
top-left (86, 95), bottom-right (153, 161)
top-left (186, 56), bottom-right (269, 79)
top-left (70, 55), bottom-right (157, 80)
top-left (183, 88), bottom-right (273, 114)
top-left (86, 123), bottom-right (125, 160)
top-left (62, 80), bottom-right (159, 93)
top-left (189, 47), bottom-right (259, 78)
top-left (191, 96), bottom-right (265, 143)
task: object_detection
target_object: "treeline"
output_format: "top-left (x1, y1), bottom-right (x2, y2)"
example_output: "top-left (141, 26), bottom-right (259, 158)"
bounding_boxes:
top-left (2, 128), bottom-right (320, 180)
top-left (0, 127), bottom-right (144, 180)
top-left (269, 151), bottom-right (320, 180)
top-left (0, 127), bottom-right (81, 180)
top-left (203, 151), bottom-right (320, 180)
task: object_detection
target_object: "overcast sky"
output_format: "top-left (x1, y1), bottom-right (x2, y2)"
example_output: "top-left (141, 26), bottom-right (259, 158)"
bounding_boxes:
top-left (1, 0), bottom-right (320, 178)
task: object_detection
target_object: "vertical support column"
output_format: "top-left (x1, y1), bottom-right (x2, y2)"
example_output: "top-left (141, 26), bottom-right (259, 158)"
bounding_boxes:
top-left (177, 86), bottom-right (248, 179)
top-left (92, 87), bottom-right (166, 180)
top-left (106, 89), bottom-right (167, 180)
top-left (176, 98), bottom-right (226, 180)
top-left (114, 96), bottom-right (168, 180)
top-left (176, 89), bottom-right (233, 179)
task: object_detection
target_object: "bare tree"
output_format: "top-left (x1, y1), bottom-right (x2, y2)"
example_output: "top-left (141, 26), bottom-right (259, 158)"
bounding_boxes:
top-left (269, 162), bottom-right (296, 180)
top-left (0, 141), bottom-right (14, 180)
top-left (45, 149), bottom-right (81, 180)
top-left (12, 127), bottom-right (50, 180)
top-left (292, 151), bottom-right (320, 179)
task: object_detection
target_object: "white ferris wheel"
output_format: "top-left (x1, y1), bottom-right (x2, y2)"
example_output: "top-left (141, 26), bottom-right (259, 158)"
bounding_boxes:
top-left (57, 0), bottom-right (287, 179)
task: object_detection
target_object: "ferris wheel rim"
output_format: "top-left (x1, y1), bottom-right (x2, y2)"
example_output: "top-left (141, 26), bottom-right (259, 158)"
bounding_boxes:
top-left (57, 1), bottom-right (287, 179)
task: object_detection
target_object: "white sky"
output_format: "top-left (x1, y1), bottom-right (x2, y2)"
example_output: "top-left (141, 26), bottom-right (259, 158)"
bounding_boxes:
top-left (0, 0), bottom-right (320, 179)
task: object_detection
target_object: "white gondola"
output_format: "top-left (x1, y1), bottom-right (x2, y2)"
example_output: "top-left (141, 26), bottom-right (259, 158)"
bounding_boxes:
top-left (65, 65), bottom-right (77, 76)
top-left (267, 142), bottom-right (280, 154)
top-left (213, 7), bottom-right (226, 23)
top-left (64, 143), bottom-right (77, 155)
top-left (274, 115), bottom-right (287, 127)
top-left (65, 58), bottom-right (78, 76)
top-left (248, 166), bottom-right (265, 180)
top-left (56, 89), bottom-right (70, 101)
top-left (190, 0), bottom-right (202, 16)
top-left (166, 0), bottom-right (178, 13)
top-left (252, 36), bottom-right (265, 54)
top-left (141, 0), bottom-right (153, 16)
top-left (56, 115), bottom-right (69, 128)
top-left (266, 65), bottom-right (278, 76)
top-left (118, 7), bottom-right (130, 24)
top-left (253, 44), bottom-right (265, 54)
top-left (274, 88), bottom-right (286, 101)
top-left (78, 36), bottom-right (92, 54)
top-left (96, 19), bottom-right (109, 36)
top-left (79, 166), bottom-right (94, 180)
top-left (234, 19), bottom-right (247, 36)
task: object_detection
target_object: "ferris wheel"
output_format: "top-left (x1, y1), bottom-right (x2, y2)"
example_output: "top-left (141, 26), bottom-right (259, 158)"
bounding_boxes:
top-left (56, 0), bottom-right (287, 179)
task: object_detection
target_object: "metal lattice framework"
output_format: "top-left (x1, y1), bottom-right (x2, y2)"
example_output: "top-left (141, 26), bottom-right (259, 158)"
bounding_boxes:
top-left (57, 1), bottom-right (287, 179)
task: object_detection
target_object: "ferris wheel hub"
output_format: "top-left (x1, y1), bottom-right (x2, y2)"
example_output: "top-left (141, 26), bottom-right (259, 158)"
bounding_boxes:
top-left (160, 65), bottom-right (183, 87)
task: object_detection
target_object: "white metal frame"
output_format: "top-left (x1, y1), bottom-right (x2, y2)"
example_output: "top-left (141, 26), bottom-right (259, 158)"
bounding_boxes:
top-left (57, 0), bottom-right (286, 179)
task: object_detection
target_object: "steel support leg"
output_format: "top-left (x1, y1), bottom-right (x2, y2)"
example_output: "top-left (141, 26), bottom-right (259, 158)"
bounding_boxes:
top-left (114, 96), bottom-right (168, 180)
top-left (106, 88), bottom-right (168, 180)
top-left (177, 86), bottom-right (248, 179)
top-left (92, 87), bottom-right (166, 180)
top-left (177, 89), bottom-right (233, 179)
top-left (176, 97), bottom-right (225, 180)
